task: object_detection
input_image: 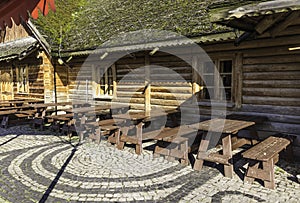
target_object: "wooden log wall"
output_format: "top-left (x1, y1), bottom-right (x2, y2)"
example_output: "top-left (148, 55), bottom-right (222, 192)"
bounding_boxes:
top-left (114, 51), bottom-right (193, 110)
top-left (0, 51), bottom-right (46, 101)
top-left (13, 53), bottom-right (45, 100)
top-left (0, 66), bottom-right (13, 100)
top-left (60, 32), bottom-right (300, 158)
top-left (202, 33), bottom-right (300, 158)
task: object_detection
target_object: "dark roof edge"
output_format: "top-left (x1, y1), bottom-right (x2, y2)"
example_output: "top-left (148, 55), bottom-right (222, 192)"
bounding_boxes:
top-left (55, 31), bottom-right (236, 58)
top-left (26, 20), bottom-right (52, 58)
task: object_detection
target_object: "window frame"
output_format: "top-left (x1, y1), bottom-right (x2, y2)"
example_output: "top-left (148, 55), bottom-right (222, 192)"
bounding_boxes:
top-left (16, 65), bottom-right (29, 94)
top-left (92, 64), bottom-right (116, 99)
top-left (198, 57), bottom-right (235, 107)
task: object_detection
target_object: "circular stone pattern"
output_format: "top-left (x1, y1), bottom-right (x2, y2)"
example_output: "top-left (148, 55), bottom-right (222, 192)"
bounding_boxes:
top-left (0, 131), bottom-right (213, 202)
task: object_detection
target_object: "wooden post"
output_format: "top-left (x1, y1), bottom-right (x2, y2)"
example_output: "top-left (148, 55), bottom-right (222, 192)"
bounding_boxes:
top-left (145, 54), bottom-right (151, 113)
top-left (91, 65), bottom-right (97, 98)
top-left (112, 64), bottom-right (117, 98)
top-left (0, 70), bottom-right (2, 100)
top-left (104, 71), bottom-right (108, 95)
top-left (192, 56), bottom-right (202, 103)
top-left (10, 68), bottom-right (14, 99)
top-left (234, 52), bottom-right (243, 108)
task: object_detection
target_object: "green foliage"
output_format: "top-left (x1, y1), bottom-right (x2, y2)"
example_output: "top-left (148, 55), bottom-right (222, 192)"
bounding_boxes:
top-left (34, 0), bottom-right (87, 49)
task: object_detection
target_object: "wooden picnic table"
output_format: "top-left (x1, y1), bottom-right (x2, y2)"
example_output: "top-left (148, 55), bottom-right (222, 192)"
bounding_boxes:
top-left (191, 118), bottom-right (255, 178)
top-left (113, 109), bottom-right (179, 154)
top-left (0, 100), bottom-right (26, 107)
top-left (29, 102), bottom-right (72, 109)
top-left (0, 99), bottom-right (43, 107)
top-left (68, 104), bottom-right (129, 117)
top-left (45, 113), bottom-right (74, 132)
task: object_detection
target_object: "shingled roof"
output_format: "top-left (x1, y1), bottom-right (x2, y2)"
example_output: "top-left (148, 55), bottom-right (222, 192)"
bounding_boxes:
top-left (0, 37), bottom-right (39, 62)
top-left (33, 0), bottom-right (267, 54)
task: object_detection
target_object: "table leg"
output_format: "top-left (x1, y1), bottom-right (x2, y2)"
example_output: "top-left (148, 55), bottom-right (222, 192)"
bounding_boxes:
top-left (135, 122), bottom-right (143, 155)
top-left (244, 160), bottom-right (259, 184)
top-left (222, 134), bottom-right (233, 178)
top-left (250, 131), bottom-right (259, 145)
top-left (194, 132), bottom-right (209, 171)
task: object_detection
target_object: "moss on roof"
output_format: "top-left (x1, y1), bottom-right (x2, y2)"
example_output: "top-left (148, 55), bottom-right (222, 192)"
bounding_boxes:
top-left (0, 37), bottom-right (38, 61)
top-left (34, 0), bottom-right (267, 52)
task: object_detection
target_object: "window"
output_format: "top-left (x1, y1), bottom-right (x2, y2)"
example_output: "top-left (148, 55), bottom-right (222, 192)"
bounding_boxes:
top-left (92, 65), bottom-right (116, 98)
top-left (16, 66), bottom-right (29, 93)
top-left (201, 60), bottom-right (233, 101)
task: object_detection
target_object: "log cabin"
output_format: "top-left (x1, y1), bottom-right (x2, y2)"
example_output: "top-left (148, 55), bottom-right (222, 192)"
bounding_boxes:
top-left (0, 20), bottom-right (54, 102)
top-left (1, 0), bottom-right (300, 158)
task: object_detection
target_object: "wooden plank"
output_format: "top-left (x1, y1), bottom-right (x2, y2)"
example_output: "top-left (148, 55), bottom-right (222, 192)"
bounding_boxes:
top-left (246, 167), bottom-right (272, 181)
top-left (255, 138), bottom-right (290, 161)
top-left (244, 55), bottom-right (300, 65)
top-left (243, 71), bottom-right (300, 80)
top-left (255, 14), bottom-right (285, 34)
top-left (270, 11), bottom-right (300, 37)
top-left (243, 63), bottom-right (300, 72)
top-left (189, 119), bottom-right (254, 134)
top-left (194, 132), bottom-right (210, 171)
top-left (263, 159), bottom-right (275, 189)
top-left (243, 88), bottom-right (300, 98)
top-left (242, 136), bottom-right (290, 161)
top-left (241, 104), bottom-right (300, 116)
top-left (243, 80), bottom-right (300, 88)
top-left (242, 96), bottom-right (300, 106)
top-left (231, 138), bottom-right (249, 150)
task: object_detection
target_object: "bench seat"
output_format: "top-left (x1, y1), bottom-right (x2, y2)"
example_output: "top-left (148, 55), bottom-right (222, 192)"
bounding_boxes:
top-left (242, 136), bottom-right (291, 189)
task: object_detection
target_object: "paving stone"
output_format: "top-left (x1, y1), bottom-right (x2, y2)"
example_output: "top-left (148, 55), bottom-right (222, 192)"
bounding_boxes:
top-left (0, 125), bottom-right (300, 202)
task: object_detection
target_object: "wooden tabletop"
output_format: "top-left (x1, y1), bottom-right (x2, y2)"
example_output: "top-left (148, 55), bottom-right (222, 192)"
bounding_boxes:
top-left (188, 118), bottom-right (255, 134)
top-left (113, 110), bottom-right (172, 121)
top-left (70, 104), bottom-right (128, 114)
top-left (29, 102), bottom-right (73, 108)
top-left (0, 110), bottom-right (17, 116)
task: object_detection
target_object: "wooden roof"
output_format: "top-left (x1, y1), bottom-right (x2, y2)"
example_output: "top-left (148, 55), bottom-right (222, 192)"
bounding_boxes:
top-left (34, 0), bottom-right (248, 53)
top-left (216, 0), bottom-right (300, 33)
top-left (0, 0), bottom-right (55, 30)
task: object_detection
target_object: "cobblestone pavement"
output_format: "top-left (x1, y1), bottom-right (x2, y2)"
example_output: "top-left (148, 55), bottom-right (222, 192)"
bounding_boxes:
top-left (0, 125), bottom-right (299, 203)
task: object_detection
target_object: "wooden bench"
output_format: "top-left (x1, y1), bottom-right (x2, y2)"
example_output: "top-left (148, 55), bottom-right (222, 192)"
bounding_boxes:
top-left (87, 118), bottom-right (124, 144)
top-left (242, 136), bottom-right (292, 189)
top-left (153, 125), bottom-right (202, 165)
top-left (118, 124), bottom-right (201, 164)
top-left (32, 110), bottom-right (47, 130)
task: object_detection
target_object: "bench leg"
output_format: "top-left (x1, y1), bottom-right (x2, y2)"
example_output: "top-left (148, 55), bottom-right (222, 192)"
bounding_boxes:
top-left (95, 128), bottom-right (101, 144)
top-left (1, 116), bottom-right (9, 128)
top-left (180, 141), bottom-right (189, 166)
top-left (194, 132), bottom-right (209, 171)
top-left (154, 141), bottom-right (170, 158)
top-left (244, 160), bottom-right (259, 184)
top-left (263, 159), bottom-right (275, 189)
top-left (117, 127), bottom-right (128, 150)
top-left (117, 141), bottom-right (125, 150)
top-left (222, 134), bottom-right (233, 178)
